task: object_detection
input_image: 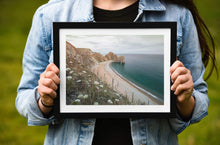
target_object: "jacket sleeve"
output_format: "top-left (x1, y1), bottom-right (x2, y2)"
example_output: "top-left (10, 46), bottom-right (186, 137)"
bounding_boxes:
top-left (169, 8), bottom-right (209, 134)
top-left (15, 7), bottom-right (55, 126)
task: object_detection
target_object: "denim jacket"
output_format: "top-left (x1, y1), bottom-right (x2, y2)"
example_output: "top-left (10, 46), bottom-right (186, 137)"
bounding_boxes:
top-left (16, 0), bottom-right (209, 145)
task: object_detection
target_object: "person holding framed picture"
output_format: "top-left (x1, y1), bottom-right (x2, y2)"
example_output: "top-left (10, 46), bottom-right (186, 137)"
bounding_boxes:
top-left (16, 0), bottom-right (217, 145)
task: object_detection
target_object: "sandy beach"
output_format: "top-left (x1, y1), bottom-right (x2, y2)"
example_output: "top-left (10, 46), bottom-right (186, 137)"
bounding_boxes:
top-left (91, 60), bottom-right (163, 105)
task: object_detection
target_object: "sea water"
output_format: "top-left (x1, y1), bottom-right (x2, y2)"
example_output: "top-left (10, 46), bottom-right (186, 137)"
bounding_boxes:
top-left (111, 54), bottom-right (164, 101)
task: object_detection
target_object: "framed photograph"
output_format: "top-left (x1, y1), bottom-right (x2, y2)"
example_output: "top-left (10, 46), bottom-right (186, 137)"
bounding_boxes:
top-left (53, 22), bottom-right (176, 118)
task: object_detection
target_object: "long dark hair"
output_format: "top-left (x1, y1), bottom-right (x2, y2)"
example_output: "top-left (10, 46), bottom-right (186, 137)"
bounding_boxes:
top-left (163, 0), bottom-right (218, 80)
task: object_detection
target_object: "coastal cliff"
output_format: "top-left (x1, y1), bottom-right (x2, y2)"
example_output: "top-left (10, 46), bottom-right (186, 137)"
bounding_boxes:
top-left (66, 41), bottom-right (131, 105)
top-left (66, 41), bottom-right (125, 68)
top-left (105, 52), bottom-right (125, 63)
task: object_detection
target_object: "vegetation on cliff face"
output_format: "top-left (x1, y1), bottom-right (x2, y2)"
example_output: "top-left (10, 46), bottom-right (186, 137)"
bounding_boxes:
top-left (66, 41), bottom-right (131, 105)
top-left (66, 60), bottom-right (131, 105)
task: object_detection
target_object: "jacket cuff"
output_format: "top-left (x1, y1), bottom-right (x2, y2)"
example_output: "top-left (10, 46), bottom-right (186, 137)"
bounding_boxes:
top-left (27, 87), bottom-right (55, 126)
top-left (169, 89), bottom-right (208, 134)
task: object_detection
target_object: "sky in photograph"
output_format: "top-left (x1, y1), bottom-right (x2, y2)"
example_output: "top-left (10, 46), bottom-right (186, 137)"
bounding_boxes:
top-left (66, 35), bottom-right (164, 55)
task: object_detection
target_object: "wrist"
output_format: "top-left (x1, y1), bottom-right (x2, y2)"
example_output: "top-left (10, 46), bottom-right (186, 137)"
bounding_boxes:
top-left (40, 98), bottom-right (54, 108)
top-left (177, 95), bottom-right (195, 121)
top-left (38, 98), bottom-right (53, 115)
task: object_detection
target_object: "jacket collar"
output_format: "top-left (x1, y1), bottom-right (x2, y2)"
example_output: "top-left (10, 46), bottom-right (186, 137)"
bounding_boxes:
top-left (139, 0), bottom-right (166, 11)
top-left (71, 0), bottom-right (166, 22)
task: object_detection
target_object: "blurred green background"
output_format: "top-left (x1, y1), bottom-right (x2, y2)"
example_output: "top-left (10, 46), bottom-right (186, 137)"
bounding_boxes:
top-left (0, 0), bottom-right (219, 145)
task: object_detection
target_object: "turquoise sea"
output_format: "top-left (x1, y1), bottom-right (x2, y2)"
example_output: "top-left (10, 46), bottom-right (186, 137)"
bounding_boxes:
top-left (111, 54), bottom-right (164, 101)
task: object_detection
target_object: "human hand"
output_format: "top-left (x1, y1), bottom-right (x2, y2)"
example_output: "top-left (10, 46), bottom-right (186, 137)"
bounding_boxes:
top-left (38, 63), bottom-right (60, 114)
top-left (170, 61), bottom-right (195, 120)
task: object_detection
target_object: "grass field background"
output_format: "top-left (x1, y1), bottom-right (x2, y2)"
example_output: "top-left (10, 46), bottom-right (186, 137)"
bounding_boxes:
top-left (0, 0), bottom-right (219, 144)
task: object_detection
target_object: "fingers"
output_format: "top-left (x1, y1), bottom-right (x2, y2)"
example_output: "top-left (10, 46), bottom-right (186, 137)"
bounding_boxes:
top-left (38, 82), bottom-right (57, 99)
top-left (170, 60), bottom-right (184, 75)
top-left (38, 63), bottom-right (60, 106)
top-left (170, 67), bottom-right (189, 83)
top-left (171, 72), bottom-right (190, 92)
top-left (40, 64), bottom-right (60, 85)
top-left (40, 77), bottom-right (58, 91)
top-left (45, 71), bottom-right (60, 85)
top-left (173, 80), bottom-right (193, 96)
top-left (46, 63), bottom-right (59, 75)
top-left (38, 80), bottom-right (57, 106)
top-left (170, 61), bottom-right (195, 118)
top-left (170, 60), bottom-right (193, 96)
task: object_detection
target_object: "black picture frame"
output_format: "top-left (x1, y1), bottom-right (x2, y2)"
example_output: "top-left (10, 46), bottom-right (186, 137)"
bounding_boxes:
top-left (53, 22), bottom-right (176, 119)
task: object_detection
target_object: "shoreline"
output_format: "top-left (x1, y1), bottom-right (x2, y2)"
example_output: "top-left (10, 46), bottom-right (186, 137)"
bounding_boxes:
top-left (109, 62), bottom-right (163, 105)
top-left (91, 60), bottom-right (163, 105)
